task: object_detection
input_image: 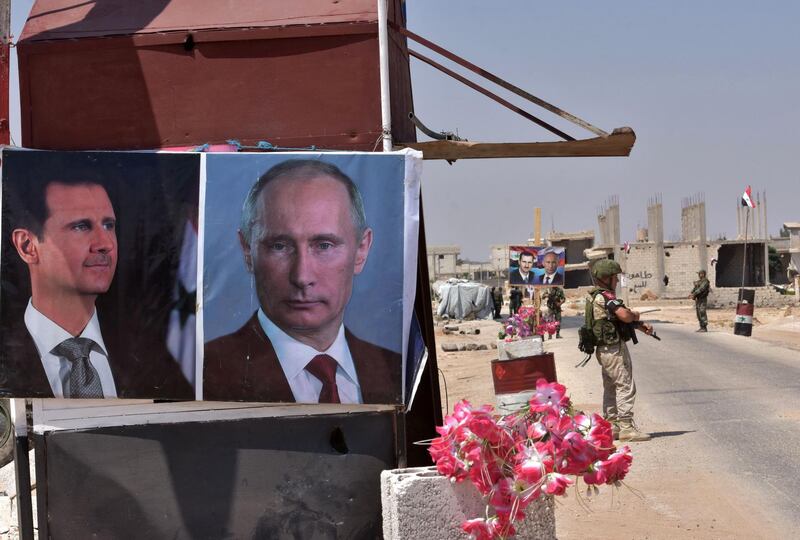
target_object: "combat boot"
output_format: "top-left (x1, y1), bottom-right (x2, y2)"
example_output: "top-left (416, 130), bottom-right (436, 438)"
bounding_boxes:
top-left (605, 416), bottom-right (620, 440)
top-left (618, 419), bottom-right (651, 442)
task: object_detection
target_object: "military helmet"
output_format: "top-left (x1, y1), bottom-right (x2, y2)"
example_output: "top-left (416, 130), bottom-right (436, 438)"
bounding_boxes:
top-left (698, 269), bottom-right (706, 275)
top-left (591, 259), bottom-right (622, 279)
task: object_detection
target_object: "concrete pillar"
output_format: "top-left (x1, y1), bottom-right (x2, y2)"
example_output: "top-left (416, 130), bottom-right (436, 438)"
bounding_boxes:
top-left (698, 201), bottom-right (708, 273)
top-left (763, 191), bottom-right (769, 285)
top-left (648, 195), bottom-right (665, 295)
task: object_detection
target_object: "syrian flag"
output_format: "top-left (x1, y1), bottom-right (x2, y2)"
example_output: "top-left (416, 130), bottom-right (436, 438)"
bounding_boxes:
top-left (741, 186), bottom-right (756, 208)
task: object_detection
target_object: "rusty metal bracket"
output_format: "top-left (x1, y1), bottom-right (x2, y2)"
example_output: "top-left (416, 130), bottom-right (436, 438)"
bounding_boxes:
top-left (407, 112), bottom-right (464, 142)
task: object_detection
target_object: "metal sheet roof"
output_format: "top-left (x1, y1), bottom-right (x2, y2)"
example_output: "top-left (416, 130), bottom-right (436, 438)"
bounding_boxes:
top-left (20, 0), bottom-right (377, 41)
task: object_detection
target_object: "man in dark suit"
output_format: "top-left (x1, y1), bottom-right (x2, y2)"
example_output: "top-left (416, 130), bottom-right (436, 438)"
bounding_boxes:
top-left (533, 250), bottom-right (564, 285)
top-left (509, 252), bottom-right (535, 285)
top-left (203, 160), bottom-right (401, 404)
top-left (1, 172), bottom-right (192, 399)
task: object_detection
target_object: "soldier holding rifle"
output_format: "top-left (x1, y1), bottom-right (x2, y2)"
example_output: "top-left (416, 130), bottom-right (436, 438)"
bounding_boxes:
top-left (586, 260), bottom-right (655, 442)
top-left (689, 270), bottom-right (710, 332)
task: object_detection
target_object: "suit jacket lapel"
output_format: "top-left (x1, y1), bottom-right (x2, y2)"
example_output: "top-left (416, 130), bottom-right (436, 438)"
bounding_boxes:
top-left (346, 329), bottom-right (400, 404)
top-left (1, 321), bottom-right (54, 397)
top-left (244, 314), bottom-right (295, 402)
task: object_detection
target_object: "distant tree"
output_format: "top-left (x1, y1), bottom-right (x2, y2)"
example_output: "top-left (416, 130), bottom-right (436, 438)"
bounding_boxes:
top-left (779, 225), bottom-right (790, 238)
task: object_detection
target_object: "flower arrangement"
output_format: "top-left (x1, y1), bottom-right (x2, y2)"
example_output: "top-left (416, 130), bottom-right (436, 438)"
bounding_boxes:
top-left (535, 319), bottom-right (560, 338)
top-left (429, 379), bottom-right (633, 539)
top-left (498, 306), bottom-right (537, 341)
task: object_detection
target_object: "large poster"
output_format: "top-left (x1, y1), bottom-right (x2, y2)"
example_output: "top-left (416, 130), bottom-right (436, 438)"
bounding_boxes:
top-left (508, 245), bottom-right (566, 286)
top-left (0, 149), bottom-right (199, 399)
top-left (201, 152), bottom-right (420, 405)
top-left (0, 149), bottom-right (421, 404)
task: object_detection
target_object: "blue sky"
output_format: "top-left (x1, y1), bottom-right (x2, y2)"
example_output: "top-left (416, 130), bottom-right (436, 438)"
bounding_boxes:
top-left (9, 2), bottom-right (799, 260)
top-left (406, 1), bottom-right (800, 259)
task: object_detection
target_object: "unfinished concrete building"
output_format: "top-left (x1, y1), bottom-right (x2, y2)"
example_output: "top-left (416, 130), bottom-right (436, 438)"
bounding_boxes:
top-left (548, 230), bottom-right (595, 288)
top-left (621, 191), bottom-right (789, 306)
top-left (427, 245), bottom-right (460, 282)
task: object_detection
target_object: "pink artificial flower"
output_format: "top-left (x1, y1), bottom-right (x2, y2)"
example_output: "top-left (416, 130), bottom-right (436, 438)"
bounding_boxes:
top-left (544, 472), bottom-right (573, 495)
top-left (514, 444), bottom-right (545, 485)
top-left (584, 445), bottom-right (633, 485)
top-left (603, 445), bottom-right (633, 483)
top-left (526, 420), bottom-right (547, 440)
top-left (462, 517), bottom-right (501, 540)
top-left (489, 478), bottom-right (528, 525)
top-left (469, 457), bottom-right (503, 495)
top-left (558, 432), bottom-right (596, 475)
top-left (540, 410), bottom-right (573, 444)
top-left (529, 378), bottom-right (570, 413)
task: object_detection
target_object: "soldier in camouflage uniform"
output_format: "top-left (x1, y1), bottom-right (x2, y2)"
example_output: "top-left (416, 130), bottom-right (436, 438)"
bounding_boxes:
top-left (587, 260), bottom-right (654, 442)
top-left (543, 286), bottom-right (565, 338)
top-left (689, 270), bottom-right (710, 332)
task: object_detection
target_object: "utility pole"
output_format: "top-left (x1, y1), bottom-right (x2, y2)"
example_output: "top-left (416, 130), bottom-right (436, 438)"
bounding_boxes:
top-left (0, 0), bottom-right (10, 144)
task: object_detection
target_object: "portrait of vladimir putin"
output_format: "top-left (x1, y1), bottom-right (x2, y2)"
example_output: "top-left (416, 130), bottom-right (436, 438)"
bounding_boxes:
top-left (203, 159), bottom-right (401, 404)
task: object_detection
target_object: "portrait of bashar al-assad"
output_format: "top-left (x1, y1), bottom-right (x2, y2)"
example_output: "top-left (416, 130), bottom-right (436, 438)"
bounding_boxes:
top-left (0, 149), bottom-right (197, 399)
top-left (203, 155), bottom-right (404, 404)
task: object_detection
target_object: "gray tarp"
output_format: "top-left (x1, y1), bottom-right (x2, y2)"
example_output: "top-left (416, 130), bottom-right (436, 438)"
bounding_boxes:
top-left (435, 279), bottom-right (494, 320)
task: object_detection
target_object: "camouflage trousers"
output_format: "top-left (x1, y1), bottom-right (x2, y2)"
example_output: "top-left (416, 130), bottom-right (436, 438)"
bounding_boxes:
top-left (695, 298), bottom-right (708, 329)
top-left (552, 309), bottom-right (561, 334)
top-left (596, 341), bottom-right (636, 421)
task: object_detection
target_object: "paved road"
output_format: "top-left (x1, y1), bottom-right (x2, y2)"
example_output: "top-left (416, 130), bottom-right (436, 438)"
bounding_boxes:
top-left (559, 315), bottom-right (800, 534)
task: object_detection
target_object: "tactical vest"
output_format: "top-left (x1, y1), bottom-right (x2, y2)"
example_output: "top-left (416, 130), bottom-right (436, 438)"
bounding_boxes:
top-left (585, 287), bottom-right (623, 346)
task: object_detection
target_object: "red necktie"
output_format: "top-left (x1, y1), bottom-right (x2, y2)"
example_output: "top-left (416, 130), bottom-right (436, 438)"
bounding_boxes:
top-left (305, 354), bottom-right (341, 403)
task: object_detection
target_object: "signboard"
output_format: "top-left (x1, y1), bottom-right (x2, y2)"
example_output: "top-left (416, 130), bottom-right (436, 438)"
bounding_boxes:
top-left (508, 245), bottom-right (566, 286)
top-left (0, 148), bottom-right (422, 405)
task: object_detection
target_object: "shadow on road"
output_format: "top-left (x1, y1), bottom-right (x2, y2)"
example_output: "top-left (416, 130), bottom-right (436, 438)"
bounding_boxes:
top-left (648, 430), bottom-right (695, 439)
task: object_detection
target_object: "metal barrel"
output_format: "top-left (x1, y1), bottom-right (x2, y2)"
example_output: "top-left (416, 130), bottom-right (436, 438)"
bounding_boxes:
top-left (734, 288), bottom-right (755, 337)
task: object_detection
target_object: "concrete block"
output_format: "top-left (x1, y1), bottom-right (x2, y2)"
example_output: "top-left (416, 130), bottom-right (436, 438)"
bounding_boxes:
top-left (497, 337), bottom-right (543, 360)
top-left (381, 466), bottom-right (556, 539)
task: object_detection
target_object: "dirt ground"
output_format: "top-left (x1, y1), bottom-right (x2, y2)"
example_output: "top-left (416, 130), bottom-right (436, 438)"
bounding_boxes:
top-left (432, 300), bottom-right (799, 539)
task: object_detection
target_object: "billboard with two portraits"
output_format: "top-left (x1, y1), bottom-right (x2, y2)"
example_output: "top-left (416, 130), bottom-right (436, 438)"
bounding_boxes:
top-left (508, 245), bottom-right (566, 287)
top-left (0, 148), bottom-right (422, 405)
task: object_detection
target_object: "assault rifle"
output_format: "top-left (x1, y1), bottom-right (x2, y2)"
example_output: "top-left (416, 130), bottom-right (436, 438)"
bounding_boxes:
top-left (576, 308), bottom-right (661, 367)
top-left (625, 320), bottom-right (661, 344)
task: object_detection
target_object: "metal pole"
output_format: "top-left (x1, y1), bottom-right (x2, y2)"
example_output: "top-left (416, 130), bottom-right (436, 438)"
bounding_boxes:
top-left (11, 399), bottom-right (34, 540)
top-left (763, 191), bottom-right (769, 286)
top-left (740, 208), bottom-right (749, 300)
top-left (377, 0), bottom-right (392, 152)
top-left (0, 0), bottom-right (10, 145)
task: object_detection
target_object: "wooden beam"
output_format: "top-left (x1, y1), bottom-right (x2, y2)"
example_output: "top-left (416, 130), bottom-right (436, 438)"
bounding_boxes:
top-left (395, 127), bottom-right (635, 160)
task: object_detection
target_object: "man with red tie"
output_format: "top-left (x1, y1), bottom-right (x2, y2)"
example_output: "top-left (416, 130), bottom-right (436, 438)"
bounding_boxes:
top-left (203, 160), bottom-right (400, 404)
top-left (534, 250), bottom-right (564, 285)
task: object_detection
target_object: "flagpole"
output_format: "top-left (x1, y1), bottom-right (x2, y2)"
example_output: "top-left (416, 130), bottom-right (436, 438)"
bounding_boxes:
top-left (740, 206), bottom-right (749, 301)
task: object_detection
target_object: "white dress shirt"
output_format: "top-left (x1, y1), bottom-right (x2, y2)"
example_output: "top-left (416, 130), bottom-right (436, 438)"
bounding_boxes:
top-left (258, 310), bottom-right (362, 404)
top-left (24, 300), bottom-right (117, 398)
top-left (543, 273), bottom-right (557, 285)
